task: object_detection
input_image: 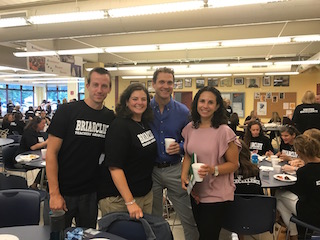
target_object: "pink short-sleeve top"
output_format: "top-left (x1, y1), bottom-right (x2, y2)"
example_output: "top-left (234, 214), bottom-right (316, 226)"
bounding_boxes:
top-left (182, 122), bottom-right (241, 203)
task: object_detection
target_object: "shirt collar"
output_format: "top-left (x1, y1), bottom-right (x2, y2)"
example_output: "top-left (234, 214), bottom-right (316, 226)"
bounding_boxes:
top-left (151, 97), bottom-right (174, 111)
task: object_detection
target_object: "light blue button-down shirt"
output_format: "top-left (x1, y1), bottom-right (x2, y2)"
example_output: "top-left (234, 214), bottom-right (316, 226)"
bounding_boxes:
top-left (150, 97), bottom-right (190, 164)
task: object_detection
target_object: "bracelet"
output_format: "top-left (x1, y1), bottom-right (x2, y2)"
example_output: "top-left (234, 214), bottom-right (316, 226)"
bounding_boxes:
top-left (125, 199), bottom-right (136, 206)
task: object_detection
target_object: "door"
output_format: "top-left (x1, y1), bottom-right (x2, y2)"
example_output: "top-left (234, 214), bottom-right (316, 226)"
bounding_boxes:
top-left (174, 92), bottom-right (193, 110)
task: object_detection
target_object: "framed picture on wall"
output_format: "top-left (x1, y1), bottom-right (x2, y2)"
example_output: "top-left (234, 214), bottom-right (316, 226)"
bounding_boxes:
top-left (196, 78), bottom-right (205, 89)
top-left (263, 76), bottom-right (271, 86)
top-left (234, 77), bottom-right (244, 85)
top-left (246, 77), bottom-right (260, 88)
top-left (207, 78), bottom-right (219, 87)
top-left (220, 77), bottom-right (232, 87)
top-left (147, 80), bottom-right (154, 92)
top-left (184, 78), bottom-right (192, 87)
top-left (273, 76), bottom-right (290, 87)
top-left (174, 79), bottom-right (183, 89)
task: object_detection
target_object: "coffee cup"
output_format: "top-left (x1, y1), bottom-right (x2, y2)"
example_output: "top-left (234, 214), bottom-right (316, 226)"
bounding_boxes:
top-left (41, 149), bottom-right (47, 159)
top-left (165, 138), bottom-right (175, 153)
top-left (191, 163), bottom-right (205, 182)
top-left (273, 165), bottom-right (282, 174)
top-left (272, 158), bottom-right (279, 167)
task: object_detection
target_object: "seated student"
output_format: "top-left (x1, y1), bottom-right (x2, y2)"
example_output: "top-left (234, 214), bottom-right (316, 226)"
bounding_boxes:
top-left (244, 110), bottom-right (260, 125)
top-left (244, 120), bottom-right (274, 156)
top-left (2, 113), bottom-right (14, 133)
top-left (234, 139), bottom-right (264, 195)
top-left (228, 112), bottom-right (239, 134)
top-left (268, 111), bottom-right (281, 140)
top-left (276, 125), bottom-right (303, 173)
top-left (275, 134), bottom-right (320, 240)
top-left (17, 117), bottom-right (48, 189)
top-left (10, 112), bottom-right (25, 135)
top-left (25, 106), bottom-right (35, 120)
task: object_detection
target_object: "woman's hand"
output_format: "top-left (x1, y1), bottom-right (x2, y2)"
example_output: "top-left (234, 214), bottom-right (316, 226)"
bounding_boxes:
top-left (289, 159), bottom-right (305, 167)
top-left (197, 164), bottom-right (212, 178)
top-left (279, 153), bottom-right (292, 162)
top-left (181, 173), bottom-right (189, 190)
top-left (265, 150), bottom-right (273, 157)
top-left (281, 164), bottom-right (295, 173)
top-left (127, 203), bottom-right (143, 219)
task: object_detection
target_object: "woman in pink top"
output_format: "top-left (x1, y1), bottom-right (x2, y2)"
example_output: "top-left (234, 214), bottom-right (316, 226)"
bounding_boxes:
top-left (181, 86), bottom-right (241, 240)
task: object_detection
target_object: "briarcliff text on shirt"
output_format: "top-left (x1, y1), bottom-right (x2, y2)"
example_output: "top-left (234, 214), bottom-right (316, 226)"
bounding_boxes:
top-left (300, 108), bottom-right (318, 114)
top-left (75, 120), bottom-right (109, 138)
top-left (137, 130), bottom-right (156, 147)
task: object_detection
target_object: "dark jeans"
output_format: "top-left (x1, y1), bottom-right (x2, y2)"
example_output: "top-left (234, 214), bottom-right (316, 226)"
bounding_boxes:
top-left (190, 196), bottom-right (230, 240)
top-left (63, 192), bottom-right (98, 229)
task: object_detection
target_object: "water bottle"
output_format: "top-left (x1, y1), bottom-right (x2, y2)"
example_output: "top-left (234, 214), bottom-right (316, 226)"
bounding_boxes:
top-left (50, 210), bottom-right (65, 240)
top-left (251, 153), bottom-right (258, 165)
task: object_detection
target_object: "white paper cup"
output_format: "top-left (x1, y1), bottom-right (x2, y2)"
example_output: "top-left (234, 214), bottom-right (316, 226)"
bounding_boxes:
top-left (272, 158), bottom-right (279, 167)
top-left (270, 155), bottom-right (278, 160)
top-left (261, 170), bottom-right (270, 178)
top-left (165, 138), bottom-right (175, 152)
top-left (191, 163), bottom-right (205, 182)
top-left (41, 149), bottom-right (47, 159)
top-left (273, 165), bottom-right (282, 174)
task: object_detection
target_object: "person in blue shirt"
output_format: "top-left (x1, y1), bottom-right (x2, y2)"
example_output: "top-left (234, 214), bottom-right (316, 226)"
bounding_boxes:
top-left (149, 67), bottom-right (199, 240)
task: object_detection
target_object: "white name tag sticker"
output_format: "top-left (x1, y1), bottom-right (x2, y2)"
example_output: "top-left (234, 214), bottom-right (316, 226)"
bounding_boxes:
top-left (38, 137), bottom-right (45, 143)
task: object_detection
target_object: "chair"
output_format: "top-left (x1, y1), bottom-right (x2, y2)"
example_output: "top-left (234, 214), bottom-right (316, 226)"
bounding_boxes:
top-left (222, 194), bottom-right (277, 236)
top-left (107, 219), bottom-right (147, 240)
top-left (7, 134), bottom-right (22, 143)
top-left (0, 189), bottom-right (41, 227)
top-left (2, 143), bottom-right (27, 177)
top-left (286, 216), bottom-right (320, 240)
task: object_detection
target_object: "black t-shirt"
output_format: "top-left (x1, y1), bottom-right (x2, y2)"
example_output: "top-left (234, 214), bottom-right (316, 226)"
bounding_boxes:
top-left (18, 128), bottom-right (45, 154)
top-left (292, 103), bottom-right (320, 133)
top-left (279, 141), bottom-right (298, 158)
top-left (234, 174), bottom-right (264, 195)
top-left (226, 106), bottom-right (233, 118)
top-left (290, 162), bottom-right (320, 227)
top-left (249, 135), bottom-right (274, 155)
top-left (47, 100), bottom-right (115, 196)
top-left (98, 117), bottom-right (157, 200)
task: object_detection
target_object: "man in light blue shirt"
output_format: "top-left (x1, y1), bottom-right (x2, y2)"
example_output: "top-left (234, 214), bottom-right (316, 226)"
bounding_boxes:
top-left (150, 67), bottom-right (199, 240)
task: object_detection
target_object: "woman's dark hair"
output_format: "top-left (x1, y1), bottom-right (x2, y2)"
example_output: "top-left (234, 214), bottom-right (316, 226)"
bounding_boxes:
top-left (191, 86), bottom-right (227, 129)
top-left (235, 139), bottom-right (259, 178)
top-left (25, 116), bottom-right (44, 131)
top-left (115, 83), bottom-right (153, 122)
top-left (230, 112), bottom-right (239, 126)
top-left (243, 120), bottom-right (264, 146)
top-left (280, 125), bottom-right (300, 137)
top-left (2, 113), bottom-right (12, 125)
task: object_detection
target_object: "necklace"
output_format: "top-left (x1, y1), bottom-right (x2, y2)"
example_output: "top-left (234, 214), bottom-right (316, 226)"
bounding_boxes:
top-left (134, 120), bottom-right (145, 129)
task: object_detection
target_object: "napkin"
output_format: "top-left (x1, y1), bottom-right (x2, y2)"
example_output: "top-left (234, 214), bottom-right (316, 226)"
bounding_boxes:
top-left (259, 166), bottom-right (274, 171)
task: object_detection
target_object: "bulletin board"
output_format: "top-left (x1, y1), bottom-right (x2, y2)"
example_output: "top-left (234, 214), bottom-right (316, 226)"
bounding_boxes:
top-left (253, 92), bottom-right (296, 118)
top-left (221, 92), bottom-right (245, 117)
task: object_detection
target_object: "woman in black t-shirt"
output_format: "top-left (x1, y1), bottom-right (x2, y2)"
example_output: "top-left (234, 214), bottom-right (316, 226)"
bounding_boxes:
top-left (99, 83), bottom-right (157, 219)
top-left (244, 120), bottom-right (274, 156)
top-left (276, 135), bottom-right (320, 239)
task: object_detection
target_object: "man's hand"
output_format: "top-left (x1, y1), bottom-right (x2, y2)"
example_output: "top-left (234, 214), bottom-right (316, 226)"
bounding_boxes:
top-left (127, 203), bottom-right (143, 219)
top-left (50, 193), bottom-right (68, 212)
top-left (166, 142), bottom-right (180, 155)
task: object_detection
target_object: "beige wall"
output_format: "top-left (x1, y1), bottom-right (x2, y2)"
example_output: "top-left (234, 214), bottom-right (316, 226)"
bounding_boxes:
top-left (85, 64), bottom-right (320, 121)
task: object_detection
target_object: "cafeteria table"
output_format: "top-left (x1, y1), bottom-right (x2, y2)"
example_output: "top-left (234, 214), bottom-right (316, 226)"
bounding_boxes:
top-left (259, 158), bottom-right (296, 189)
top-left (15, 150), bottom-right (46, 190)
top-left (0, 138), bottom-right (14, 146)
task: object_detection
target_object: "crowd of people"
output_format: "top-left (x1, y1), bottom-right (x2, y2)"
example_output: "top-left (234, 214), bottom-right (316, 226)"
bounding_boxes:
top-left (2, 66), bottom-right (319, 240)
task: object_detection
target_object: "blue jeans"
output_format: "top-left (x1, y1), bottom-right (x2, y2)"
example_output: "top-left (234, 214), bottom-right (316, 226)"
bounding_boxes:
top-left (63, 192), bottom-right (98, 229)
top-left (152, 162), bottom-right (199, 240)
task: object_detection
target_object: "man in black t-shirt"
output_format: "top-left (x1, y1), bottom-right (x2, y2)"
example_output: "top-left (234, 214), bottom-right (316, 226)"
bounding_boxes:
top-left (46, 68), bottom-right (115, 229)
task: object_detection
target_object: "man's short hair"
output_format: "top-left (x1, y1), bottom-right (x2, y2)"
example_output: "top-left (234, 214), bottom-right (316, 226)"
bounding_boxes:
top-left (87, 67), bottom-right (112, 88)
top-left (152, 67), bottom-right (175, 83)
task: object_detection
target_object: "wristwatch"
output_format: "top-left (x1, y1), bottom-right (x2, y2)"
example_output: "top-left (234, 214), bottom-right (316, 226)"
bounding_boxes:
top-left (213, 166), bottom-right (219, 177)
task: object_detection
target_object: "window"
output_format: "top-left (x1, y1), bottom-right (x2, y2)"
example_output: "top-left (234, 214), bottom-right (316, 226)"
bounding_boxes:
top-left (78, 81), bottom-right (85, 100)
top-left (47, 85), bottom-right (68, 103)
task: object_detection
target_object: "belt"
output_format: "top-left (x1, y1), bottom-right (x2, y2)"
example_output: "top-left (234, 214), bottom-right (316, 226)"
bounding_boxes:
top-left (154, 161), bottom-right (180, 168)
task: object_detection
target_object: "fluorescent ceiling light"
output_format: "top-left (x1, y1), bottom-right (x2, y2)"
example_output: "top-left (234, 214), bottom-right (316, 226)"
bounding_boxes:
top-left (85, 67), bottom-right (118, 71)
top-left (105, 45), bottom-right (157, 53)
top-left (188, 64), bottom-right (229, 69)
top-left (33, 81), bottom-right (82, 84)
top-left (13, 51), bottom-right (57, 57)
top-left (176, 74), bottom-right (202, 78)
top-left (265, 72), bottom-right (299, 75)
top-left (274, 60), bottom-right (320, 65)
top-left (122, 76), bottom-right (148, 79)
top-left (58, 48), bottom-right (104, 55)
top-left (0, 73), bottom-right (56, 78)
top-left (207, 0), bottom-right (282, 8)
top-left (118, 66), bottom-right (150, 71)
top-left (0, 17), bottom-right (29, 28)
top-left (5, 77), bottom-right (83, 81)
top-left (233, 73), bottom-right (264, 76)
top-left (293, 35), bottom-right (320, 42)
top-left (108, 1), bottom-right (203, 18)
top-left (29, 11), bottom-right (105, 24)
top-left (160, 42), bottom-right (220, 51)
top-left (221, 37), bottom-right (290, 47)
top-left (230, 62), bottom-right (273, 67)
top-left (202, 74), bottom-right (232, 77)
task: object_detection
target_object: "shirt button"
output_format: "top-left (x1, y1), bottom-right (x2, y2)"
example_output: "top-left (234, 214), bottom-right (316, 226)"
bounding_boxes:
top-left (161, 142), bottom-right (163, 144)
top-left (161, 131), bottom-right (163, 133)
top-left (162, 152), bottom-right (165, 154)
top-left (161, 121), bottom-right (163, 123)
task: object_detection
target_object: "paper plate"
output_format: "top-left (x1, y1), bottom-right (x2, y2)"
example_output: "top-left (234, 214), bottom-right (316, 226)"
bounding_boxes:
top-left (41, 162), bottom-right (46, 166)
top-left (273, 174), bottom-right (297, 182)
